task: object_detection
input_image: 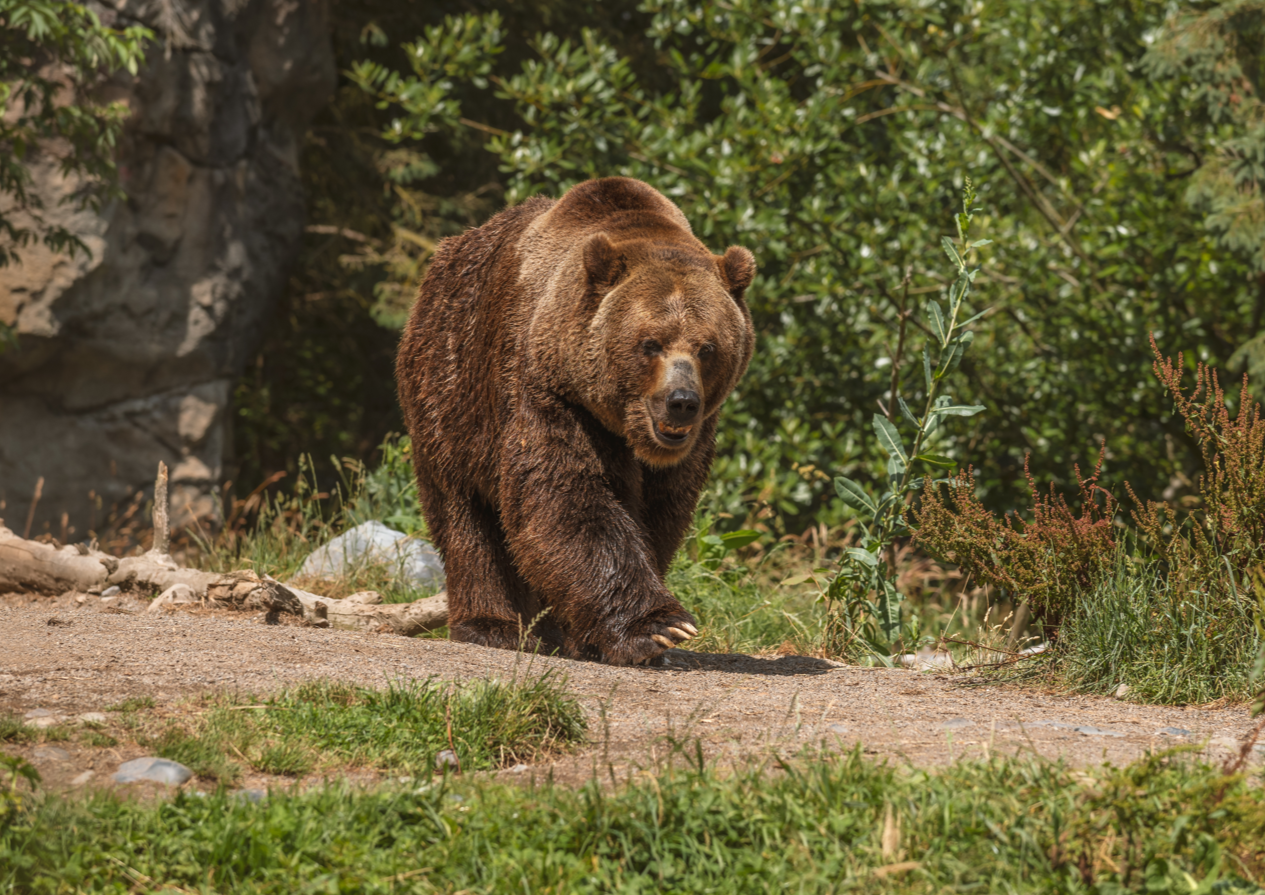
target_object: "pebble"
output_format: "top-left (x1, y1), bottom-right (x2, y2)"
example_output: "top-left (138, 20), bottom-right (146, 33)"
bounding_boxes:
top-left (1157, 727), bottom-right (1192, 737)
top-left (507, 764), bottom-right (530, 773)
top-left (826, 723), bottom-right (850, 735)
top-left (1026, 720), bottom-right (1076, 730)
top-left (77, 712), bottom-right (108, 725)
top-left (941, 718), bottom-right (973, 730)
top-left (101, 586), bottom-right (120, 597)
top-left (33, 746), bottom-right (70, 762)
top-left (1074, 726), bottom-right (1124, 738)
top-left (231, 789), bottom-right (267, 803)
top-left (434, 749), bottom-right (460, 770)
top-left (1114, 683), bottom-right (1130, 699)
top-left (113, 757), bottom-right (194, 786)
top-left (70, 770), bottom-right (94, 786)
top-left (23, 708), bottom-right (56, 719)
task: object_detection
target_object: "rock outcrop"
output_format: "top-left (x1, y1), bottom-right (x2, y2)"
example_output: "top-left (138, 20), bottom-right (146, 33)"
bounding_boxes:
top-left (0, 0), bottom-right (335, 535)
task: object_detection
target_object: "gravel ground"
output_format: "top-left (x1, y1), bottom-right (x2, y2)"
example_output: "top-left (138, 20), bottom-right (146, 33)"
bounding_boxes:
top-left (1, 595), bottom-right (1259, 791)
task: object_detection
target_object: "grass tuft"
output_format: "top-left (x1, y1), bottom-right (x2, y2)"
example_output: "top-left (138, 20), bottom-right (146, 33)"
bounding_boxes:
top-left (0, 716), bottom-right (33, 744)
top-left (124, 673), bottom-right (586, 783)
top-left (1059, 549), bottom-right (1259, 704)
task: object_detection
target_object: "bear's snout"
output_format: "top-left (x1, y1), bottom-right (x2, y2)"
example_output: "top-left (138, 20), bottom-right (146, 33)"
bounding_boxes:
top-left (666, 388), bottom-right (701, 425)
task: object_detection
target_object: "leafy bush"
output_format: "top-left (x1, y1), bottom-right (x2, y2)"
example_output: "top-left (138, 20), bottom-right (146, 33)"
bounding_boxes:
top-left (339, 0), bottom-right (1265, 534)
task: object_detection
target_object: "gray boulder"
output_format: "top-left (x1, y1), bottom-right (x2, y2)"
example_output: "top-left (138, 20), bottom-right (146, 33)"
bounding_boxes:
top-left (113, 757), bottom-right (194, 786)
top-left (299, 521), bottom-right (445, 587)
top-left (0, 0), bottom-right (336, 535)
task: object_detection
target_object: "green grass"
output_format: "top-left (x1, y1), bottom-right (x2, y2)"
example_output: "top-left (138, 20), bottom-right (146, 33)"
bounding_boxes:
top-left (135, 674), bottom-right (586, 784)
top-left (1058, 551), bottom-right (1260, 704)
top-left (79, 731), bottom-right (117, 749)
top-left (3, 746), bottom-right (1264, 893)
top-left (105, 696), bottom-right (154, 713)
top-left (0, 716), bottom-right (33, 744)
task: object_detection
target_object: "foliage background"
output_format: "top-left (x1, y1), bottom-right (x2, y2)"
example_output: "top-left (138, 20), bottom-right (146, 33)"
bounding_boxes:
top-left (234, 0), bottom-right (1265, 539)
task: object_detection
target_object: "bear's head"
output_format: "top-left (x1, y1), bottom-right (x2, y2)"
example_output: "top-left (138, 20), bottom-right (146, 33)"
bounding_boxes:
top-left (576, 233), bottom-right (756, 467)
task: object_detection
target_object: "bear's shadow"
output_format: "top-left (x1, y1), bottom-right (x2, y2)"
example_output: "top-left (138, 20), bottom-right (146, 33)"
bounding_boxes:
top-left (661, 650), bottom-right (838, 677)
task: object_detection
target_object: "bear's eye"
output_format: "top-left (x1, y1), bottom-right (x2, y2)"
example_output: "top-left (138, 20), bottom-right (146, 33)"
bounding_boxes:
top-left (641, 339), bottom-right (662, 357)
top-left (699, 343), bottom-right (716, 359)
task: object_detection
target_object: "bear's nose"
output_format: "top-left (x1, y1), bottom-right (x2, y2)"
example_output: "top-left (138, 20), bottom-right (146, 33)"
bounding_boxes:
top-left (666, 389), bottom-right (701, 425)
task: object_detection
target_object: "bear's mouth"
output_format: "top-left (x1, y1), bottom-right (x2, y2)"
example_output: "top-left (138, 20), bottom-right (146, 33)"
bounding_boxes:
top-left (654, 421), bottom-right (693, 447)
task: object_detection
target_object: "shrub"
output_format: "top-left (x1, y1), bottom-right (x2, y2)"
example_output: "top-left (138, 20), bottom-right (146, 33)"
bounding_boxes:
top-left (913, 451), bottom-right (1117, 631)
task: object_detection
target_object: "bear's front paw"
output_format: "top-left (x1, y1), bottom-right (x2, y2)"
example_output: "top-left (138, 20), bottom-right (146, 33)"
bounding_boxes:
top-left (603, 611), bottom-right (699, 666)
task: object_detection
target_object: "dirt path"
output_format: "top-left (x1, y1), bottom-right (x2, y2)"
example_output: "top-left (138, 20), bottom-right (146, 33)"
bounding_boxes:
top-left (1, 598), bottom-right (1258, 790)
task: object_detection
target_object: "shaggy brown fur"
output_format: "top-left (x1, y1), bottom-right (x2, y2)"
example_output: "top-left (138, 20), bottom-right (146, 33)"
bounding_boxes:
top-left (397, 177), bottom-right (756, 665)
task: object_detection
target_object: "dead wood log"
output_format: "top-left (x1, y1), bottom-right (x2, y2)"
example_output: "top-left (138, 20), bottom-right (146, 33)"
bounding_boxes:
top-left (0, 523), bottom-right (116, 593)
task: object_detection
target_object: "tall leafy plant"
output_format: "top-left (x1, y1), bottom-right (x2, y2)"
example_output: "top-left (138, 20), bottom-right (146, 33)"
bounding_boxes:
top-left (823, 180), bottom-right (990, 660)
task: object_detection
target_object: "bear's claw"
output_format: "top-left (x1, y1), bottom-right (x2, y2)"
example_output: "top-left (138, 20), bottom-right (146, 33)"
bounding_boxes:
top-left (667, 626), bottom-right (693, 641)
top-left (651, 634), bottom-right (674, 649)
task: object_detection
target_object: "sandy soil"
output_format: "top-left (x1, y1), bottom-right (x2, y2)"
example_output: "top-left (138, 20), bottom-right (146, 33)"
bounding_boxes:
top-left (1, 595), bottom-right (1259, 792)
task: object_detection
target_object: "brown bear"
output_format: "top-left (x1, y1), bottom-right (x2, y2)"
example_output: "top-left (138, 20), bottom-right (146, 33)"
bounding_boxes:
top-left (396, 177), bottom-right (756, 665)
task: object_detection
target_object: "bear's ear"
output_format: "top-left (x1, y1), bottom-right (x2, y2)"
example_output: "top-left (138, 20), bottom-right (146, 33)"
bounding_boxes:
top-left (583, 233), bottom-right (626, 293)
top-left (719, 246), bottom-right (756, 302)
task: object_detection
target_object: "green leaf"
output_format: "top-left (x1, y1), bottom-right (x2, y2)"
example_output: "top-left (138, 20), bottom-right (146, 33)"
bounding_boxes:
top-left (876, 577), bottom-right (903, 643)
top-left (872, 413), bottom-right (907, 463)
top-left (834, 477), bottom-right (877, 514)
top-left (923, 346), bottom-right (933, 390)
top-left (969, 238), bottom-right (993, 248)
top-left (898, 396), bottom-right (919, 429)
top-left (844, 547), bottom-right (878, 568)
top-left (949, 272), bottom-right (970, 309)
top-left (936, 404), bottom-right (986, 417)
top-left (916, 453), bottom-right (957, 467)
top-left (940, 236), bottom-right (962, 269)
top-left (958, 307), bottom-right (991, 328)
top-left (886, 455), bottom-right (905, 479)
top-left (927, 301), bottom-right (947, 346)
top-left (719, 530), bottom-right (761, 550)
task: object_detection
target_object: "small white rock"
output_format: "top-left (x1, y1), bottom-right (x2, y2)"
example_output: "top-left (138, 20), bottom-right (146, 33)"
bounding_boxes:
top-left (434, 749), bottom-right (460, 770)
top-left (101, 586), bottom-right (120, 598)
top-left (147, 583), bottom-right (198, 613)
top-left (70, 770), bottom-right (94, 786)
top-left (78, 712), bottom-right (108, 724)
top-left (1114, 683), bottom-right (1130, 699)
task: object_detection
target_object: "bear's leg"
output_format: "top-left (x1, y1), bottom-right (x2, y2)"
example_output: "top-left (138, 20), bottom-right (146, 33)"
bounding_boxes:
top-left (501, 405), bottom-right (698, 666)
top-left (415, 469), bottom-right (556, 653)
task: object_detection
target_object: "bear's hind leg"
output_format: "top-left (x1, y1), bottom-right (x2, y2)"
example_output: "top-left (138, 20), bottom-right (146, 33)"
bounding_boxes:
top-left (433, 489), bottom-right (555, 653)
